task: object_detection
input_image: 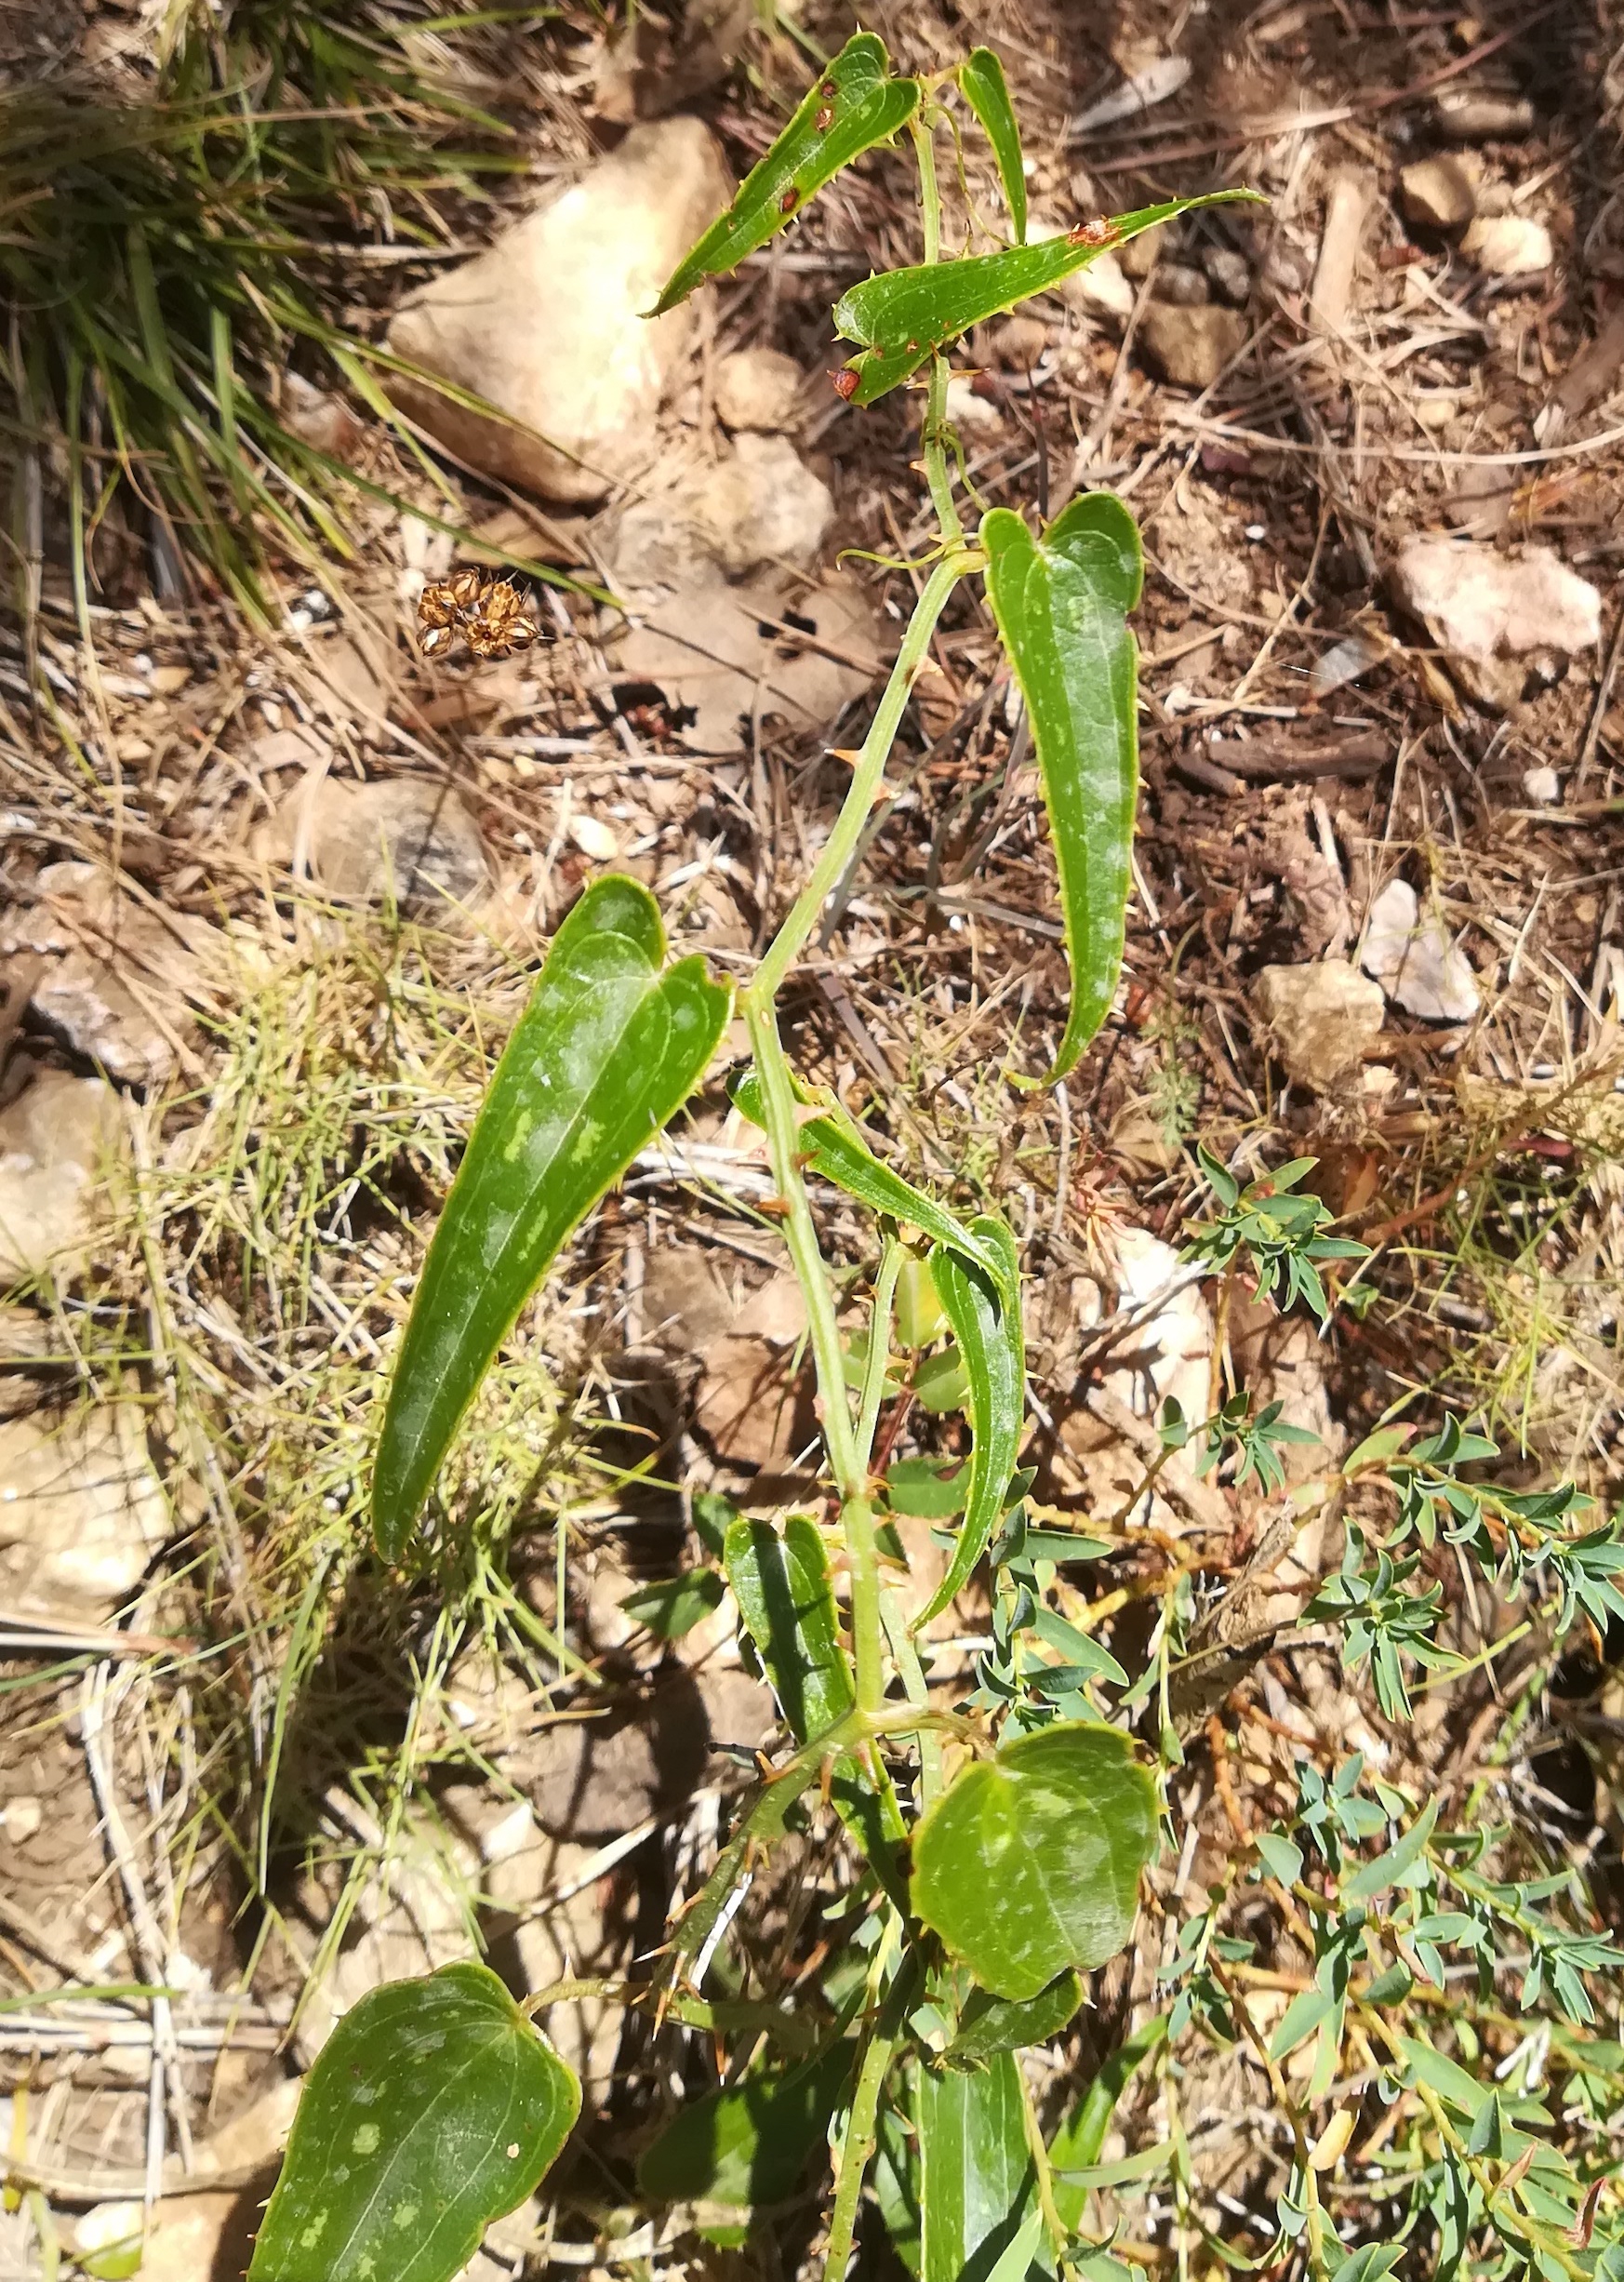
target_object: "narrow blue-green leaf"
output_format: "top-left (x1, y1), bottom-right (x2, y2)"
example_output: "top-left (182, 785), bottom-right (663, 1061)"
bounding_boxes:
top-left (1267, 1985), bottom-right (1333, 2062)
top-left (636, 2043), bottom-right (854, 2206)
top-left (652, 33), bottom-right (920, 314)
top-left (981, 492), bottom-right (1140, 1081)
top-left (1343, 1794), bottom-right (1439, 1902)
top-left (725, 1515), bottom-right (854, 1744)
top-left (911, 1722), bottom-right (1157, 2001)
top-left (959, 48), bottom-right (1026, 243)
top-left (914, 1218), bottom-right (1024, 1627)
top-left (373, 878), bottom-right (731, 1557)
top-left (918, 2049), bottom-right (1035, 2282)
top-left (832, 193), bottom-right (1258, 403)
top-left (247, 1963), bottom-right (579, 2282)
top-left (1048, 2014), bottom-right (1169, 2235)
top-left (731, 1072), bottom-right (1015, 1314)
top-left (885, 1456), bottom-right (968, 1519)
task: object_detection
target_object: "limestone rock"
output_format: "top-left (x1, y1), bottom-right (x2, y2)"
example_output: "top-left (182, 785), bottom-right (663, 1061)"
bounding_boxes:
top-left (1203, 243), bottom-right (1253, 303)
top-left (713, 345), bottom-right (803, 432)
top-left (1462, 213), bottom-right (1551, 274)
top-left (610, 432), bottom-right (832, 589)
top-left (1059, 249), bottom-right (1133, 318)
top-left (387, 119), bottom-right (733, 502)
top-left (1252, 960), bottom-right (1385, 1090)
top-left (1153, 261), bottom-right (1209, 305)
top-left (0, 1069), bottom-right (125, 1287)
top-left (258, 776), bottom-right (488, 907)
top-left (1391, 539), bottom-right (1600, 663)
top-left (1435, 89), bottom-right (1535, 140)
top-left (1361, 878), bottom-right (1483, 1022)
top-left (0, 1401), bottom-right (170, 1618)
top-left (1138, 301), bottom-right (1246, 389)
top-left (1400, 155), bottom-right (1476, 234)
top-left (0, 863), bottom-right (219, 1088)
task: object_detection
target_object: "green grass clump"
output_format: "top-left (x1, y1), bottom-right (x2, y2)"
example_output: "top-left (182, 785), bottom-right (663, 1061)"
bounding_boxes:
top-left (1, 2), bottom-right (547, 628)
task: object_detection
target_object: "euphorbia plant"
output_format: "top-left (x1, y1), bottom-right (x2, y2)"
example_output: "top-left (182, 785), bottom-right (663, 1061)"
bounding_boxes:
top-left (247, 42), bottom-right (1254, 2282)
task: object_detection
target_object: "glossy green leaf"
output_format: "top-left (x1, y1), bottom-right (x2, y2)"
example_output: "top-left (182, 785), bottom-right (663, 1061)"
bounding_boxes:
top-left (959, 48), bottom-right (1026, 244)
top-left (247, 1963), bottom-right (579, 2282)
top-left (913, 1218), bottom-right (1024, 1627)
top-left (885, 1456), bottom-right (968, 1519)
top-left (917, 2049), bottom-right (1036, 2282)
top-left (981, 492), bottom-right (1140, 1082)
top-left (373, 877), bottom-right (730, 1558)
top-left (652, 33), bottom-right (920, 314)
top-left (944, 1970), bottom-right (1083, 2066)
top-left (832, 193), bottom-right (1258, 403)
top-left (912, 1341), bottom-right (970, 1415)
top-left (911, 1722), bottom-right (1156, 2000)
top-left (731, 1072), bottom-right (1015, 1314)
top-left (619, 1568), bottom-right (725, 1640)
top-left (725, 1515), bottom-right (854, 1744)
top-left (636, 2043), bottom-right (854, 2207)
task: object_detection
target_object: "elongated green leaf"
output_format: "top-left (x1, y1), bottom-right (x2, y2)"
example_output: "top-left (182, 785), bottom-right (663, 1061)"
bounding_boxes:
top-left (913, 1219), bottom-right (1024, 1627)
top-left (636, 2043), bottom-right (855, 2207)
top-left (918, 2049), bottom-right (1035, 2282)
top-left (981, 493), bottom-right (1140, 1082)
top-left (832, 193), bottom-right (1258, 403)
top-left (944, 1971), bottom-right (1083, 2067)
top-left (874, 2092), bottom-right (924, 2275)
top-left (619, 1568), bottom-right (725, 1640)
top-left (725, 1516), bottom-right (854, 1744)
top-left (247, 1963), bottom-right (579, 2282)
top-left (731, 1073), bottom-right (1015, 1314)
top-left (912, 1723), bottom-right (1156, 2001)
top-left (652, 33), bottom-right (920, 314)
top-left (1048, 2014), bottom-right (1168, 2234)
top-left (1343, 1794), bottom-right (1438, 1902)
top-left (959, 49), bottom-right (1026, 243)
top-left (373, 878), bottom-right (730, 1558)
top-left (886, 1456), bottom-right (968, 1519)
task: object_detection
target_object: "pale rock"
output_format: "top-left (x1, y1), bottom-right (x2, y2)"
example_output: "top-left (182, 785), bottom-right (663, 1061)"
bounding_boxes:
top-left (1252, 961), bottom-right (1385, 1090)
top-left (568, 813), bottom-right (619, 861)
top-left (1462, 213), bottom-right (1551, 274)
top-left (258, 777), bottom-right (488, 907)
top-left (0, 1070), bottom-right (125, 1286)
top-left (1434, 88), bottom-right (1535, 140)
top-left (945, 375), bottom-right (1004, 429)
top-left (388, 119), bottom-right (733, 502)
top-left (1138, 301), bottom-right (1247, 389)
top-left (1400, 155), bottom-right (1476, 234)
top-left (614, 568), bottom-right (878, 754)
top-left (0, 1401), bottom-right (170, 1618)
top-left (291, 1822), bottom-right (475, 2068)
top-left (611, 432), bottom-right (832, 589)
top-left (1522, 764), bottom-right (1561, 804)
top-left (1059, 249), bottom-right (1134, 318)
top-left (1, 1795), bottom-right (41, 1840)
top-left (0, 863), bottom-right (218, 1088)
top-left (1391, 539), bottom-right (1600, 663)
top-left (306, 631), bottom-right (393, 739)
top-left (1115, 224), bottom-right (1166, 279)
top-left (1153, 261), bottom-right (1209, 305)
top-left (1102, 1226), bottom-right (1213, 1427)
top-left (1202, 243), bottom-right (1252, 303)
top-left (1361, 878), bottom-right (1483, 1022)
top-left (992, 314), bottom-right (1048, 367)
top-left (713, 345), bottom-right (803, 432)
top-left (126, 2195), bottom-right (250, 2282)
top-left (280, 369), bottom-right (366, 462)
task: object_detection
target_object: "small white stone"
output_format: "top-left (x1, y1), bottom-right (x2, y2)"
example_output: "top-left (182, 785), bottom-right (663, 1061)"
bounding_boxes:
top-left (1361, 878), bottom-right (1483, 1023)
top-left (568, 814), bottom-right (619, 861)
top-left (1522, 765), bottom-right (1560, 804)
top-left (1462, 214), bottom-right (1552, 275)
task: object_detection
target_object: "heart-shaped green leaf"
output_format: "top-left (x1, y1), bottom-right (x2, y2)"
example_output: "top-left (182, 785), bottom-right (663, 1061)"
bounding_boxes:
top-left (725, 1515), bottom-right (854, 1745)
top-left (917, 2048), bottom-right (1035, 2282)
top-left (247, 1962), bottom-right (579, 2282)
top-left (911, 1722), bottom-right (1156, 2000)
top-left (958, 48), bottom-right (1026, 244)
top-left (652, 33), bottom-right (920, 315)
top-left (636, 2043), bottom-right (855, 2208)
top-left (981, 493), bottom-right (1140, 1082)
top-left (832, 192), bottom-right (1258, 403)
top-left (913, 1217), bottom-right (1024, 1628)
top-left (372, 876), bottom-right (730, 1558)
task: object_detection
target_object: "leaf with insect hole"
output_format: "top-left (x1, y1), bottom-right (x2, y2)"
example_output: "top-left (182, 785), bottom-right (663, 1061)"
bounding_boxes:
top-left (247, 1963), bottom-right (578, 2282)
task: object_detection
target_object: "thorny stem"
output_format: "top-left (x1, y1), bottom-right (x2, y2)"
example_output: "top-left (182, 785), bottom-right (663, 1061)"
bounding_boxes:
top-left (910, 110), bottom-right (943, 264)
top-left (823, 1933), bottom-right (914, 2282)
